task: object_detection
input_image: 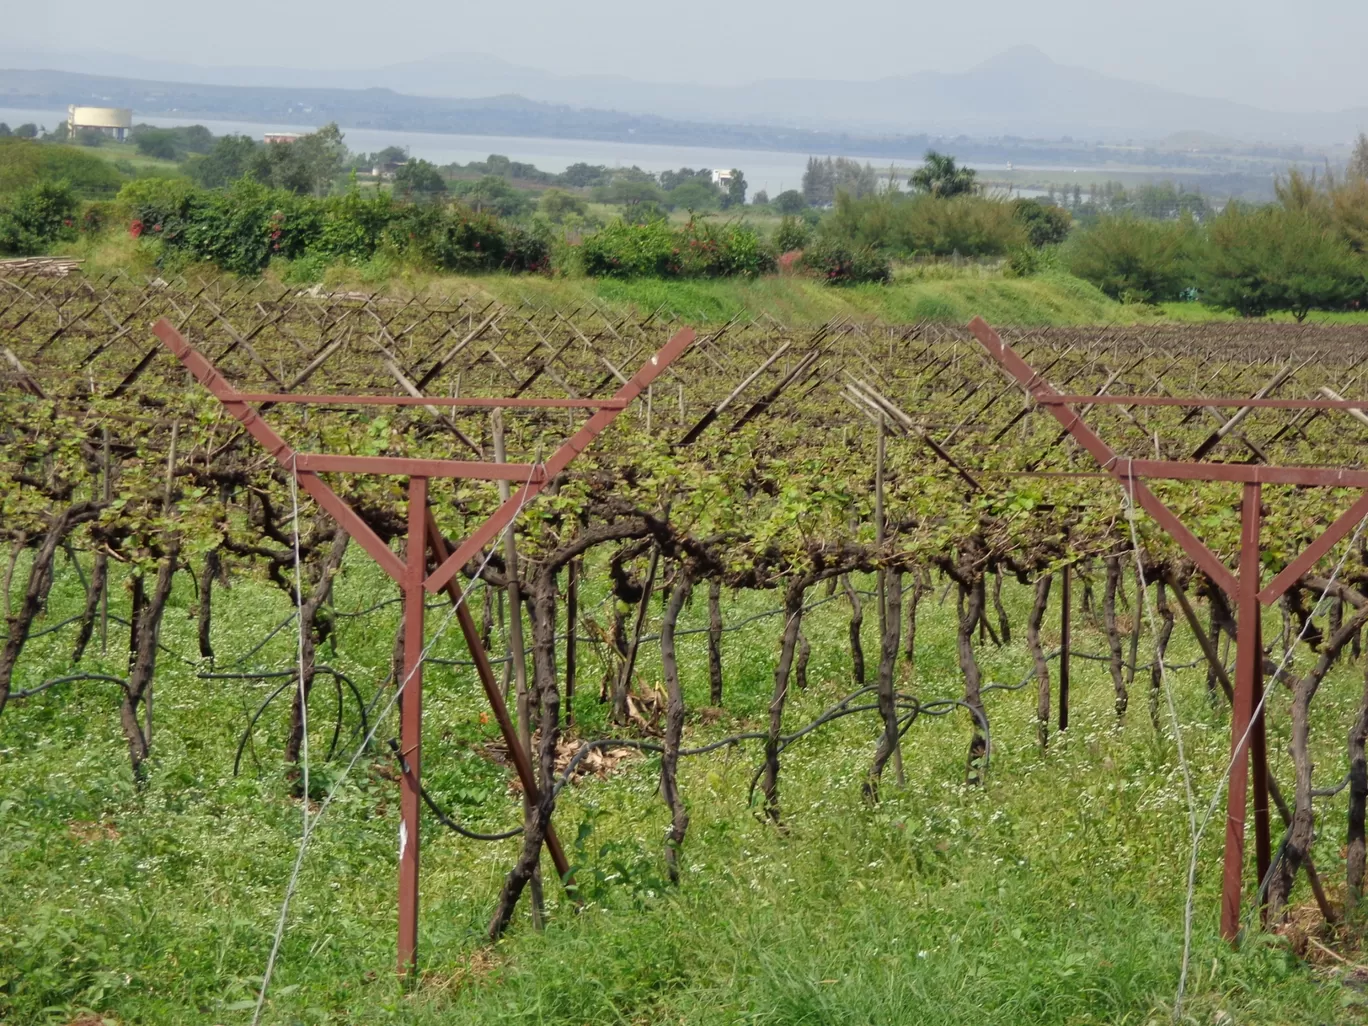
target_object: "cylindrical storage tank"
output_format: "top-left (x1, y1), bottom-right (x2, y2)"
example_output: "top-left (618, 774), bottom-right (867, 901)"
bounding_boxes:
top-left (68, 106), bottom-right (134, 140)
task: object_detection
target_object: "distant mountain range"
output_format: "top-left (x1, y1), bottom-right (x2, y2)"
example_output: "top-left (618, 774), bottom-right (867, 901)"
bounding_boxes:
top-left (2, 44), bottom-right (1368, 145)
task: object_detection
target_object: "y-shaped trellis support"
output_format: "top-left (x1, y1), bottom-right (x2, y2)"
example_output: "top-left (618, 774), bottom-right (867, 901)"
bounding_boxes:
top-left (151, 317), bottom-right (695, 973)
top-left (970, 316), bottom-right (1368, 941)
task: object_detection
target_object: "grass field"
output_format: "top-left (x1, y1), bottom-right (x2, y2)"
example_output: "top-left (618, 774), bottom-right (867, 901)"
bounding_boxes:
top-left (0, 550), bottom-right (1360, 1025)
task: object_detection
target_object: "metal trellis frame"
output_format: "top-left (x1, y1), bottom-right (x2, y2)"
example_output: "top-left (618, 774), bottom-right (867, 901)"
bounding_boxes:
top-left (151, 316), bottom-right (696, 973)
top-left (969, 316), bottom-right (1363, 942)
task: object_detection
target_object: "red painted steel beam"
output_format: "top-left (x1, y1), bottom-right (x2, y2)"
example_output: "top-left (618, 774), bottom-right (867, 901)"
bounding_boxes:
top-left (1124, 460), bottom-right (1368, 488)
top-left (397, 477), bottom-right (426, 975)
top-left (295, 454), bottom-right (547, 481)
top-left (1042, 394), bottom-right (1368, 411)
top-left (967, 318), bottom-right (1239, 599)
top-left (235, 393), bottom-right (627, 409)
top-left (1222, 482), bottom-right (1261, 941)
top-left (152, 319), bottom-right (406, 583)
top-left (1259, 490), bottom-right (1368, 604)
top-left (424, 326), bottom-right (697, 594)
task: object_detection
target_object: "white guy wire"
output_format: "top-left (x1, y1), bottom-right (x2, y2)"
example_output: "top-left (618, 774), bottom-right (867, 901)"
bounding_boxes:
top-left (1120, 460), bottom-right (1368, 1019)
top-left (288, 457), bottom-right (309, 851)
top-left (251, 458), bottom-right (542, 1025)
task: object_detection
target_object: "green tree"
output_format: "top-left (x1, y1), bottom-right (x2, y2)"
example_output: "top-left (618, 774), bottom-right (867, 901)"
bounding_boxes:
top-left (723, 169), bottom-right (747, 209)
top-left (247, 125), bottom-right (346, 197)
top-left (539, 188), bottom-right (587, 222)
top-left (14, 124), bottom-right (39, 139)
top-left (186, 135), bottom-right (259, 189)
top-left (1011, 198), bottom-right (1072, 246)
top-left (394, 159), bottom-right (447, 202)
top-left (659, 167), bottom-right (709, 191)
top-left (0, 180), bottom-right (79, 254)
top-left (559, 162), bottom-right (610, 188)
top-left (667, 179), bottom-right (721, 211)
top-left (1350, 133), bottom-right (1368, 181)
top-left (1063, 215), bottom-right (1195, 303)
top-left (751, 189), bottom-right (769, 206)
top-left (449, 175), bottom-right (532, 217)
top-left (909, 151), bottom-right (977, 198)
top-left (0, 124), bottom-right (10, 138)
top-left (774, 189), bottom-right (806, 215)
top-left (774, 215), bottom-right (811, 252)
top-left (802, 157), bottom-right (878, 206)
top-left (598, 177), bottom-right (666, 209)
top-left (1199, 204), bottom-right (1365, 321)
top-left (135, 130), bottom-right (180, 161)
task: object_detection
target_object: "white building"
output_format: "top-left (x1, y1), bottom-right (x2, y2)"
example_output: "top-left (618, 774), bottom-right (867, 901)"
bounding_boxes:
top-left (68, 106), bottom-right (132, 141)
top-left (711, 169), bottom-right (735, 189)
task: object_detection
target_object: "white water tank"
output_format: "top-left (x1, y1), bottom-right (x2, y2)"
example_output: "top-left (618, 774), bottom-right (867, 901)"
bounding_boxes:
top-left (68, 106), bottom-right (133, 141)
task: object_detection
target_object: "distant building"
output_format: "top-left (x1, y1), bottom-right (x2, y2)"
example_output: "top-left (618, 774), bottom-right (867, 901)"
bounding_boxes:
top-left (68, 105), bottom-right (132, 141)
top-left (711, 169), bottom-right (735, 189)
top-left (264, 133), bottom-right (301, 144)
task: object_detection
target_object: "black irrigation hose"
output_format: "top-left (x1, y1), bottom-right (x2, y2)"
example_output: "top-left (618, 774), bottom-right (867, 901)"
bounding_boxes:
top-left (226, 665), bottom-right (373, 777)
top-left (226, 612), bottom-right (297, 670)
top-left (233, 678), bottom-right (294, 777)
top-left (26, 615), bottom-right (83, 640)
top-left (386, 739), bottom-right (525, 841)
top-left (9, 672), bottom-right (128, 700)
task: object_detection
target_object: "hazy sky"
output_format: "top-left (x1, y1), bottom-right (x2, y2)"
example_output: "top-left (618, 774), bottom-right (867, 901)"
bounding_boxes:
top-left (7, 0), bottom-right (1367, 112)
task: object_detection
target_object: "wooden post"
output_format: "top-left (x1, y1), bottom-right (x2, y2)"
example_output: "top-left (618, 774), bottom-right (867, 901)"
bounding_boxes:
top-left (1059, 559), bottom-right (1071, 732)
top-left (398, 476), bottom-right (427, 975)
top-left (100, 426), bottom-right (110, 654)
top-left (565, 557), bottom-right (578, 728)
top-left (1222, 482), bottom-right (1261, 942)
top-left (492, 411), bottom-right (529, 741)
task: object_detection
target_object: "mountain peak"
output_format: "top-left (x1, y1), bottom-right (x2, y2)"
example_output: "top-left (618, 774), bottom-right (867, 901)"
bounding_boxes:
top-left (976, 45), bottom-right (1056, 72)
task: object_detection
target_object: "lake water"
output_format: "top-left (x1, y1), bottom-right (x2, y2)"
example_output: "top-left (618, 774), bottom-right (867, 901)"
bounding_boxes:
top-left (1, 105), bottom-right (1113, 198)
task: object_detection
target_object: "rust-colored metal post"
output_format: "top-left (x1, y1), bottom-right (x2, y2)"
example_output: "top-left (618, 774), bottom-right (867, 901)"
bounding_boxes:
top-left (1059, 563), bottom-right (1071, 731)
top-left (423, 517), bottom-right (576, 892)
top-left (1222, 482), bottom-right (1261, 941)
top-left (1251, 612), bottom-right (1271, 923)
top-left (398, 476), bottom-right (427, 974)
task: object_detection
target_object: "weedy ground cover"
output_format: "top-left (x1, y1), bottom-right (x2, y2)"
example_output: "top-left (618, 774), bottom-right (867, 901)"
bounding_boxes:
top-left (0, 552), bottom-right (1357, 1025)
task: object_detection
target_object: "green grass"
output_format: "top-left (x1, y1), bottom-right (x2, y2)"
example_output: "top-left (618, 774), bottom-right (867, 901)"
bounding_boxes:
top-left (406, 267), bottom-right (1142, 327)
top-left (1, 550), bottom-right (1361, 1024)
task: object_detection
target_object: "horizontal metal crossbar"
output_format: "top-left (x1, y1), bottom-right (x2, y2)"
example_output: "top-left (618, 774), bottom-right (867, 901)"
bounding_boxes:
top-left (1042, 394), bottom-right (1368, 411)
top-left (293, 454), bottom-right (547, 481)
top-left (1118, 460), bottom-right (1368, 488)
top-left (235, 393), bottom-right (627, 409)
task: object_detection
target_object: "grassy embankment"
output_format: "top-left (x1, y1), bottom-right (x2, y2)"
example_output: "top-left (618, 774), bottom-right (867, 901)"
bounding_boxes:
top-left (0, 548), bottom-right (1359, 1025)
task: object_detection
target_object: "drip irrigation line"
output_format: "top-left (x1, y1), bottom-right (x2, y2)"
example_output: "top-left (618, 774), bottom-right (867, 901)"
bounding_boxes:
top-left (9, 672), bottom-right (128, 700)
top-left (386, 740), bottom-right (525, 841)
top-left (228, 611), bottom-right (297, 670)
top-left (226, 664), bottom-right (374, 777)
top-left (26, 614), bottom-right (82, 639)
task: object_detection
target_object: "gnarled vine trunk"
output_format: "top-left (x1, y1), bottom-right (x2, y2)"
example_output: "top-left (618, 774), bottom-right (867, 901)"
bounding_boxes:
top-left (120, 539), bottom-right (180, 782)
top-left (1103, 556), bottom-right (1128, 718)
top-left (286, 529), bottom-right (349, 766)
top-left (1148, 581), bottom-right (1174, 733)
top-left (869, 569), bottom-right (904, 791)
top-left (761, 578), bottom-right (809, 822)
top-left (958, 576), bottom-right (988, 785)
top-left (489, 568), bottom-right (561, 939)
top-left (0, 502), bottom-right (101, 718)
top-left (1027, 574), bottom-right (1053, 751)
top-left (659, 571), bottom-right (691, 882)
top-left (707, 578), bottom-right (723, 705)
top-left (843, 575), bottom-right (864, 686)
